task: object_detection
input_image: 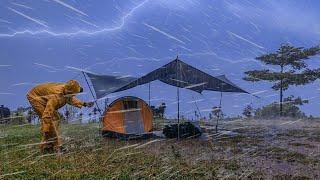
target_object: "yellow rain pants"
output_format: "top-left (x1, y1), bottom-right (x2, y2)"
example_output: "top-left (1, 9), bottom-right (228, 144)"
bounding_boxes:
top-left (27, 80), bottom-right (84, 152)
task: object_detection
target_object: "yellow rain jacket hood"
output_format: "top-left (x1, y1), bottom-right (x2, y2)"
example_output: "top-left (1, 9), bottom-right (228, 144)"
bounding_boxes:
top-left (64, 80), bottom-right (83, 95)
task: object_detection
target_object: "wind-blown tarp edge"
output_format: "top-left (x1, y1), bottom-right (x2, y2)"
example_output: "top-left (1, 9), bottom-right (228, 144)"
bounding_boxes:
top-left (214, 75), bottom-right (249, 93)
top-left (85, 72), bottom-right (137, 99)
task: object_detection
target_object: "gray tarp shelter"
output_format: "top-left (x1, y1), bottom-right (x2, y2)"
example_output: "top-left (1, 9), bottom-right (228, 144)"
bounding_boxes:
top-left (84, 58), bottom-right (250, 137)
top-left (111, 58), bottom-right (249, 94)
top-left (85, 58), bottom-right (248, 97)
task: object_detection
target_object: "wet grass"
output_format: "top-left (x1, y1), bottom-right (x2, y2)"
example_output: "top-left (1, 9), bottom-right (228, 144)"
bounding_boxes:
top-left (1, 119), bottom-right (319, 179)
top-left (1, 124), bottom-right (220, 179)
top-left (274, 173), bottom-right (311, 180)
top-left (289, 142), bottom-right (315, 148)
top-left (260, 146), bottom-right (318, 165)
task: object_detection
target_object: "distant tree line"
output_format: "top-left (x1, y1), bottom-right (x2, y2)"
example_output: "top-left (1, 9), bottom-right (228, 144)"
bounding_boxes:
top-left (0, 105), bottom-right (32, 125)
top-left (151, 103), bottom-right (166, 118)
top-left (0, 105), bottom-right (11, 124)
top-left (0, 104), bottom-right (100, 125)
top-left (243, 95), bottom-right (309, 119)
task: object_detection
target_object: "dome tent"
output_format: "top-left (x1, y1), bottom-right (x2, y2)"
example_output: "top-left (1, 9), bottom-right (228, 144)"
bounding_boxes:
top-left (102, 96), bottom-right (153, 139)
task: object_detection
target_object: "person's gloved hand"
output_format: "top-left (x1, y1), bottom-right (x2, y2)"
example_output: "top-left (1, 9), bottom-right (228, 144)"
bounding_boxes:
top-left (84, 102), bottom-right (94, 107)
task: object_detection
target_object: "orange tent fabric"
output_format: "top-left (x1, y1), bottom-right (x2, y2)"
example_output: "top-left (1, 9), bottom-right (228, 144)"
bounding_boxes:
top-left (103, 100), bottom-right (125, 134)
top-left (102, 96), bottom-right (153, 135)
top-left (139, 100), bottom-right (152, 132)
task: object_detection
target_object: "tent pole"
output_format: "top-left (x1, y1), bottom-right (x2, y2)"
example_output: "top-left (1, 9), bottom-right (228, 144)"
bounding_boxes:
top-left (82, 71), bottom-right (102, 117)
top-left (219, 91), bottom-right (223, 109)
top-left (216, 85), bottom-right (223, 133)
top-left (148, 82), bottom-right (151, 106)
top-left (176, 56), bottom-right (180, 140)
top-left (192, 95), bottom-right (202, 120)
top-left (177, 86), bottom-right (180, 140)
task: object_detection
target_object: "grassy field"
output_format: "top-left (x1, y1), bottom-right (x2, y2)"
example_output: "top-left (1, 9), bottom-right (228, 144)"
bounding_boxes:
top-left (1, 118), bottom-right (320, 179)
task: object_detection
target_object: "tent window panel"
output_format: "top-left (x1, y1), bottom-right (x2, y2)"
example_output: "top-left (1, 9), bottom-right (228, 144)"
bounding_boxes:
top-left (123, 100), bottom-right (138, 110)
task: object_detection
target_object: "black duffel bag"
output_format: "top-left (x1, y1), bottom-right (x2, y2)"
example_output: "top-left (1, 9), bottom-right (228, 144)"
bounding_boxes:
top-left (163, 122), bottom-right (202, 139)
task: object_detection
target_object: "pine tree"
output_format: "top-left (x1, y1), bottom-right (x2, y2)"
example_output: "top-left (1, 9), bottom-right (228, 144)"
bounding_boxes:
top-left (243, 44), bottom-right (320, 116)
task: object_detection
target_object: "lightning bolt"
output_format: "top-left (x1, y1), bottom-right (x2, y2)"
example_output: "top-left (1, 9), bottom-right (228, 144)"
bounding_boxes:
top-left (0, 0), bottom-right (150, 37)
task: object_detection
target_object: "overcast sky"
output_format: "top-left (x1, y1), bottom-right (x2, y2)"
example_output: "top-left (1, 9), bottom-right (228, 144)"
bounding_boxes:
top-left (0, 0), bottom-right (319, 118)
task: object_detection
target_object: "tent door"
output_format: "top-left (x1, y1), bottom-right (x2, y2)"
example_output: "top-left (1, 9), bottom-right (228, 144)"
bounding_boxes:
top-left (123, 100), bottom-right (145, 134)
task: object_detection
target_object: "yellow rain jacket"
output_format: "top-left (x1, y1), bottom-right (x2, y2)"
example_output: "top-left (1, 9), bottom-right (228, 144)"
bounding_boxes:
top-left (27, 80), bottom-right (85, 151)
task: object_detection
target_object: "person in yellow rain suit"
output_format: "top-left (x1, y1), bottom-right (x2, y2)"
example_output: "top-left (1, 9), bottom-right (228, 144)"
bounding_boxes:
top-left (27, 80), bottom-right (94, 153)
